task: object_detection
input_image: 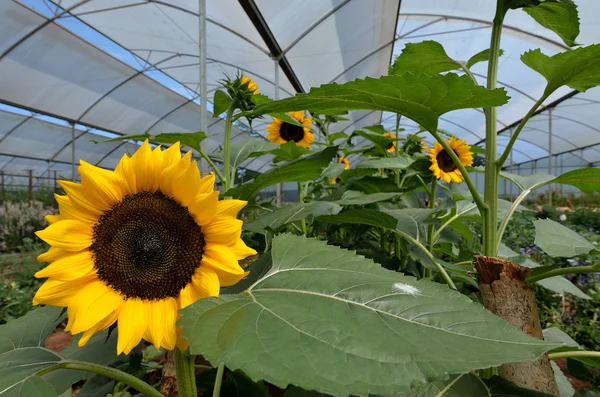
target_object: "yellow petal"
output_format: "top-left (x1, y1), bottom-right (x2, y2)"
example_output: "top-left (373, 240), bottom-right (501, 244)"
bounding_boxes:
top-left (38, 247), bottom-right (69, 263)
top-left (216, 199), bottom-right (247, 217)
top-left (117, 298), bottom-right (147, 355)
top-left (78, 160), bottom-right (127, 212)
top-left (302, 117), bottom-right (313, 127)
top-left (202, 244), bottom-right (248, 287)
top-left (188, 191), bottom-right (219, 225)
top-left (67, 280), bottom-right (123, 334)
top-left (231, 239), bottom-right (258, 260)
top-left (172, 161), bottom-right (201, 206)
top-left (55, 194), bottom-right (97, 224)
top-left (159, 152), bottom-right (192, 199)
top-left (161, 142), bottom-right (182, 167)
top-left (178, 266), bottom-right (220, 309)
top-left (33, 276), bottom-right (94, 306)
top-left (145, 298), bottom-right (178, 350)
top-left (58, 181), bottom-right (103, 218)
top-left (35, 250), bottom-right (95, 280)
top-left (45, 214), bottom-right (61, 224)
top-left (36, 220), bottom-right (93, 251)
top-left (114, 154), bottom-right (137, 195)
top-left (78, 309), bottom-right (119, 347)
top-left (289, 111), bottom-right (305, 121)
top-left (197, 173), bottom-right (215, 194)
top-left (203, 216), bottom-right (243, 245)
top-left (129, 140), bottom-right (161, 193)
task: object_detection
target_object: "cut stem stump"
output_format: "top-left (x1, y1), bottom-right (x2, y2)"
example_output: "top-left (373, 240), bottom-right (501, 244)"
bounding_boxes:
top-left (473, 256), bottom-right (559, 396)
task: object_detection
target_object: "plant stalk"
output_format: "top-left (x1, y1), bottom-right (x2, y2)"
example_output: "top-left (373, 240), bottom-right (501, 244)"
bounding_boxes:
top-left (395, 114), bottom-right (401, 187)
top-left (482, 3), bottom-right (507, 257)
top-left (223, 104), bottom-right (235, 192)
top-left (212, 363), bottom-right (226, 397)
top-left (174, 347), bottom-right (197, 397)
top-left (36, 361), bottom-right (163, 397)
top-left (548, 351), bottom-right (600, 360)
top-left (496, 188), bottom-right (530, 248)
top-left (526, 263), bottom-right (600, 283)
top-left (425, 177), bottom-right (437, 278)
top-left (298, 182), bottom-right (308, 235)
top-left (198, 150), bottom-right (225, 183)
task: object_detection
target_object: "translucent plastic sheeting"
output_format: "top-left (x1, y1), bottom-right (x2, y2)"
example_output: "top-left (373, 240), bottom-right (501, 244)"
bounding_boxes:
top-left (0, 1), bottom-right (258, 172)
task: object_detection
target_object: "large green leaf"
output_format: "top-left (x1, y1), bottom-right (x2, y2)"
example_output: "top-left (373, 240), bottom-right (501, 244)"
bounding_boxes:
top-left (0, 307), bottom-right (124, 397)
top-left (97, 131), bottom-right (208, 151)
top-left (390, 41), bottom-right (462, 75)
top-left (318, 208), bottom-right (399, 231)
top-left (244, 202), bottom-right (342, 234)
top-left (551, 361), bottom-right (575, 397)
top-left (521, 44), bottom-right (600, 96)
top-left (252, 74), bottom-right (509, 133)
top-left (544, 327), bottom-right (600, 370)
top-left (213, 89), bottom-right (233, 117)
top-left (498, 244), bottom-right (590, 300)
top-left (497, 169), bottom-right (600, 193)
top-left (533, 219), bottom-right (597, 257)
top-left (466, 49), bottom-right (504, 69)
top-left (356, 156), bottom-right (415, 169)
top-left (335, 191), bottom-right (402, 205)
top-left (212, 138), bottom-right (278, 169)
top-left (180, 235), bottom-right (560, 397)
top-left (523, 0), bottom-right (579, 47)
top-left (226, 146), bottom-right (337, 199)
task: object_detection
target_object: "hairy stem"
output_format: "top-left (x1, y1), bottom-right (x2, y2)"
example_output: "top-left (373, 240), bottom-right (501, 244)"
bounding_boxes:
top-left (198, 151), bottom-right (225, 183)
top-left (526, 263), bottom-right (600, 283)
top-left (174, 348), bottom-right (197, 397)
top-left (395, 113), bottom-right (401, 187)
top-left (425, 177), bottom-right (437, 278)
top-left (36, 361), bottom-right (162, 397)
top-left (298, 182), bottom-right (308, 235)
top-left (223, 105), bottom-right (235, 192)
top-left (482, 3), bottom-right (507, 257)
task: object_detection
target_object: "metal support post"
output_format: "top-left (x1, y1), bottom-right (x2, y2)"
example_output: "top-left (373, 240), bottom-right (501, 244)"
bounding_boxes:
top-left (198, 0), bottom-right (209, 175)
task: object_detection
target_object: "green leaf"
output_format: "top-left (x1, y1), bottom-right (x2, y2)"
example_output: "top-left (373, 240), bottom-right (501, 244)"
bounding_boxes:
top-left (484, 375), bottom-right (556, 396)
top-left (522, 45), bottom-right (600, 96)
top-left (264, 141), bottom-right (312, 163)
top-left (346, 175), bottom-right (400, 194)
top-left (533, 219), bottom-right (597, 257)
top-left (221, 254), bottom-right (272, 295)
top-left (213, 90), bottom-right (233, 117)
top-left (551, 361), bottom-right (575, 397)
top-left (544, 328), bottom-right (600, 370)
top-left (318, 208), bottom-right (399, 231)
top-left (2, 376), bottom-right (57, 397)
top-left (352, 129), bottom-right (394, 148)
top-left (244, 202), bottom-right (342, 234)
top-left (498, 244), bottom-right (591, 300)
top-left (212, 138), bottom-right (278, 169)
top-left (466, 49), bottom-right (505, 69)
top-left (553, 168), bottom-right (600, 193)
top-left (180, 235), bottom-right (560, 397)
top-left (226, 146), bottom-right (337, 199)
top-left (97, 131), bottom-right (208, 151)
top-left (335, 191), bottom-right (402, 205)
top-left (320, 163), bottom-right (346, 178)
top-left (253, 74), bottom-right (509, 133)
top-left (327, 132), bottom-right (349, 143)
top-left (523, 0), bottom-right (579, 47)
top-left (356, 157), bottom-right (415, 169)
top-left (390, 41), bottom-right (462, 75)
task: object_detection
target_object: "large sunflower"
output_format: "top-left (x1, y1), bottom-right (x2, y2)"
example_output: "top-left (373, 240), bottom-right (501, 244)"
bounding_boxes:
top-left (382, 132), bottom-right (396, 153)
top-left (33, 141), bottom-right (256, 354)
top-left (266, 111), bottom-right (314, 148)
top-left (332, 156), bottom-right (350, 185)
top-left (428, 137), bottom-right (473, 183)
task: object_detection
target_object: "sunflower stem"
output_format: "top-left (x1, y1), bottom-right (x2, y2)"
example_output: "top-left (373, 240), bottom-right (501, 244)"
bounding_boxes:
top-left (174, 347), bottom-right (197, 397)
top-left (548, 351), bottom-right (600, 360)
top-left (212, 363), bottom-right (226, 397)
top-left (223, 104), bottom-right (235, 192)
top-left (297, 182), bottom-right (308, 235)
top-left (482, 3), bottom-right (507, 257)
top-left (526, 263), bottom-right (600, 283)
top-left (36, 360), bottom-right (163, 397)
top-left (425, 176), bottom-right (437, 278)
top-left (394, 113), bottom-right (401, 187)
top-left (198, 151), bottom-right (225, 184)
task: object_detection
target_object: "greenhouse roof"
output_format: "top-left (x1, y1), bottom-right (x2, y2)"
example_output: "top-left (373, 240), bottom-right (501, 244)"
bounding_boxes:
top-left (1, 0), bottom-right (599, 178)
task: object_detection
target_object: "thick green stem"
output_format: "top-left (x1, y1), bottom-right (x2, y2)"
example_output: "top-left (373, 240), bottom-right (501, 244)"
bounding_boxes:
top-left (497, 95), bottom-right (548, 167)
top-left (482, 3), bottom-right (507, 256)
top-left (298, 182), bottom-right (308, 235)
top-left (548, 351), bottom-right (600, 360)
top-left (526, 263), bottom-right (600, 283)
top-left (425, 177), bottom-right (437, 278)
top-left (395, 114), bottom-right (401, 187)
top-left (174, 347), bottom-right (197, 397)
top-left (223, 105), bottom-right (235, 192)
top-left (36, 361), bottom-right (162, 397)
top-left (212, 363), bottom-right (226, 397)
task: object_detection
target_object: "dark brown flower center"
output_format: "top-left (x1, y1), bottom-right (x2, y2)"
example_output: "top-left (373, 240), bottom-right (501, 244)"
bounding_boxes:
top-left (90, 191), bottom-right (204, 300)
top-left (279, 122), bottom-right (305, 143)
top-left (436, 149), bottom-right (458, 173)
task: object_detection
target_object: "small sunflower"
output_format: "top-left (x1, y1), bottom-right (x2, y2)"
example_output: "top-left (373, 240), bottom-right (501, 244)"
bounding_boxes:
top-left (33, 141), bottom-right (256, 355)
top-left (241, 75), bottom-right (259, 95)
top-left (266, 111), bottom-right (314, 148)
top-left (332, 156), bottom-right (350, 185)
top-left (382, 132), bottom-right (396, 153)
top-left (420, 138), bottom-right (427, 153)
top-left (428, 137), bottom-right (473, 183)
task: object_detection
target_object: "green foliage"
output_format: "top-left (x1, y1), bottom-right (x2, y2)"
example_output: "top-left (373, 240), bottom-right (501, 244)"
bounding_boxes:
top-left (97, 131), bottom-right (208, 151)
top-left (211, 138), bottom-right (278, 169)
top-left (521, 44), bottom-right (600, 96)
top-left (466, 48), bottom-right (504, 69)
top-left (226, 146), bottom-right (337, 199)
top-left (244, 202), bottom-right (342, 234)
top-left (533, 219), bottom-right (598, 257)
top-left (390, 41), bottom-right (463, 75)
top-left (181, 235), bottom-right (559, 397)
top-left (522, 0), bottom-right (579, 47)
top-left (252, 73), bottom-right (509, 133)
top-left (213, 89), bottom-right (233, 117)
